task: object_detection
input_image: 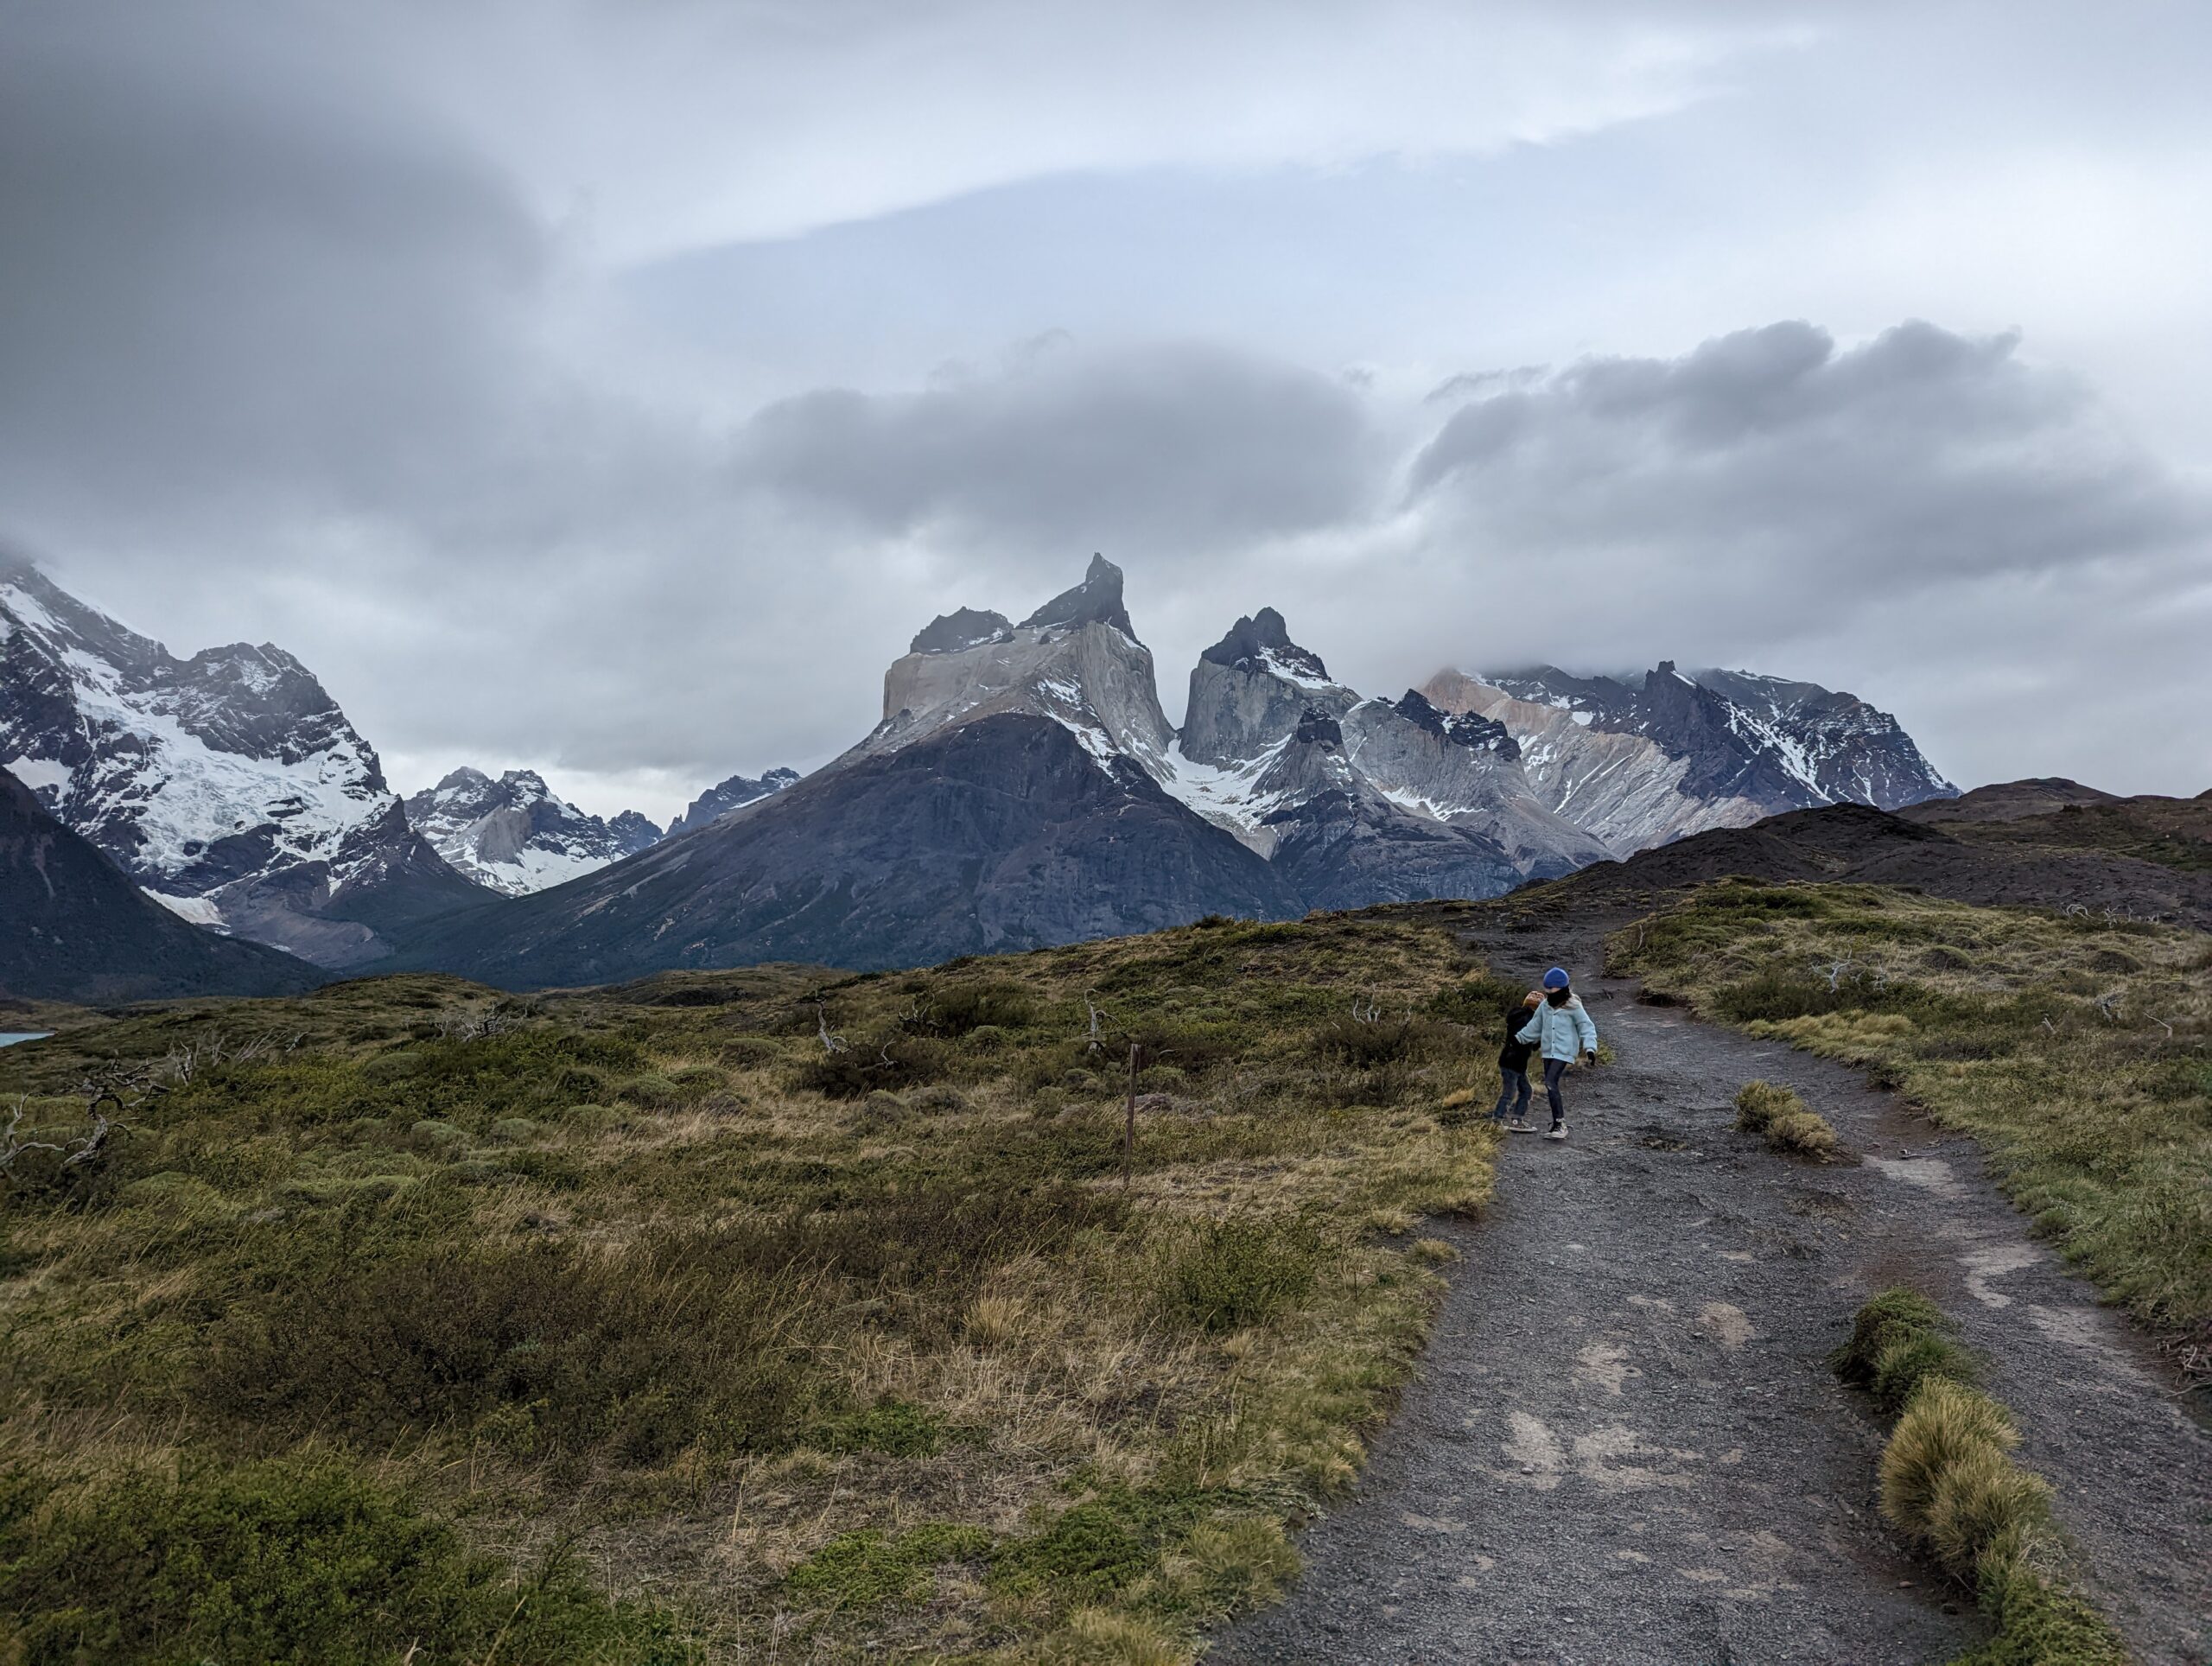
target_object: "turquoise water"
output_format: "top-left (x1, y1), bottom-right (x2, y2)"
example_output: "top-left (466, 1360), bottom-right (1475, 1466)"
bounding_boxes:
top-left (0, 1032), bottom-right (52, 1047)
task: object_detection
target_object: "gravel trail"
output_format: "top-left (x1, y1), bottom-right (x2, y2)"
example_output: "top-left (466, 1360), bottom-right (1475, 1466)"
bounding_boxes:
top-left (1220, 922), bottom-right (2212, 1666)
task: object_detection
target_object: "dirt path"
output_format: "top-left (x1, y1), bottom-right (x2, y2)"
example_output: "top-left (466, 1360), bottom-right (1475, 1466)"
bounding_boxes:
top-left (1220, 923), bottom-right (2212, 1666)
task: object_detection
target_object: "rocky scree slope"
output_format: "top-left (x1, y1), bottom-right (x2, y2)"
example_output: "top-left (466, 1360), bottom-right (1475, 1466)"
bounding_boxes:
top-left (0, 553), bottom-right (479, 969)
top-left (403, 768), bottom-right (661, 896)
top-left (1423, 662), bottom-right (1955, 856)
top-left (0, 765), bottom-right (321, 1002)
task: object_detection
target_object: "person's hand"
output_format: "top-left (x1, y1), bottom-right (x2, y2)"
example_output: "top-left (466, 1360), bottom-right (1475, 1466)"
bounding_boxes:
top-left (1586, 1050), bottom-right (1599, 1066)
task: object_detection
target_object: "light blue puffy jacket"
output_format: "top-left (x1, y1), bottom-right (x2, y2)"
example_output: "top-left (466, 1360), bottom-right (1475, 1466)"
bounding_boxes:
top-left (1517, 995), bottom-right (1598, 1061)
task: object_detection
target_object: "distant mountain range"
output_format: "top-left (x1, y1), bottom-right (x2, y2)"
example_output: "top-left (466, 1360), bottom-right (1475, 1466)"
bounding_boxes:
top-left (388, 555), bottom-right (1958, 985)
top-left (0, 551), bottom-right (784, 965)
top-left (3, 549), bottom-right (1964, 990)
top-left (403, 768), bottom-right (661, 896)
top-left (0, 553), bottom-right (481, 968)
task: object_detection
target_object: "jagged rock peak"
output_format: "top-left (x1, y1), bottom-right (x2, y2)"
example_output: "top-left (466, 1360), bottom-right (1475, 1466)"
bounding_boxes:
top-left (1019, 554), bottom-right (1135, 638)
top-left (435, 766), bottom-right (494, 791)
top-left (666, 766), bottom-right (799, 837)
top-left (1294, 707), bottom-right (1344, 747)
top-left (1200, 607), bottom-right (1330, 683)
top-left (1393, 690), bottom-right (1518, 759)
top-left (911, 607), bottom-right (1014, 656)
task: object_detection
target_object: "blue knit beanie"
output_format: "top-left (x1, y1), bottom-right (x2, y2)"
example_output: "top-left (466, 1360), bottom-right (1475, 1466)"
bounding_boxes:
top-left (1542, 967), bottom-right (1570, 989)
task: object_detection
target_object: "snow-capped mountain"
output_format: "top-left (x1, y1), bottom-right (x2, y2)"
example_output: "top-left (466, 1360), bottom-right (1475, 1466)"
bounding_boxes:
top-left (1158, 607), bottom-right (1610, 884)
top-left (1422, 662), bottom-right (1956, 855)
top-left (402, 768), bottom-right (663, 896)
top-left (665, 766), bottom-right (799, 837)
top-left (5, 547), bottom-right (1959, 989)
top-left (0, 552), bottom-right (479, 967)
top-left (2, 762), bottom-right (321, 1002)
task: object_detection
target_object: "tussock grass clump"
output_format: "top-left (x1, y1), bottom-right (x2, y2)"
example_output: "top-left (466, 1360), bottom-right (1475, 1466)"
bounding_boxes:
top-left (1924, 1444), bottom-right (2052, 1583)
top-left (1734, 1078), bottom-right (1799, 1133)
top-left (1878, 1376), bottom-right (2020, 1542)
top-left (1032, 1608), bottom-right (1193, 1665)
top-left (1833, 1292), bottom-right (2127, 1664)
top-left (1734, 1079), bottom-right (1840, 1161)
top-left (1965, 1555), bottom-right (2133, 1666)
top-left (1834, 1287), bottom-right (1980, 1414)
top-left (1766, 1108), bottom-right (1839, 1160)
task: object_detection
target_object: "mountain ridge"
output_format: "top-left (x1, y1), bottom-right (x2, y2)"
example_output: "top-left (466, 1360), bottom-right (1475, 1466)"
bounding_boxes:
top-left (0, 764), bottom-right (323, 1002)
top-left (1, 552), bottom-right (481, 968)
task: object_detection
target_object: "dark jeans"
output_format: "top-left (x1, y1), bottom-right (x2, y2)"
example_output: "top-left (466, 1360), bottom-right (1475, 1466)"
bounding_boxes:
top-left (1491, 1065), bottom-right (1531, 1121)
top-left (1542, 1057), bottom-right (1571, 1123)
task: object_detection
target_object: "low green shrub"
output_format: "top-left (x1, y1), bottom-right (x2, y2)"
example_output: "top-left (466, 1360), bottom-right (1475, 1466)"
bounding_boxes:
top-left (785, 1523), bottom-right (995, 1609)
top-left (1312, 1014), bottom-right (1421, 1068)
top-left (793, 1035), bottom-right (948, 1099)
top-left (1426, 972), bottom-right (1532, 1027)
top-left (1167, 1218), bottom-right (1324, 1333)
top-left (992, 1502), bottom-right (1154, 1602)
top-left (0, 1456), bottom-right (690, 1666)
top-left (812, 1399), bottom-right (948, 1458)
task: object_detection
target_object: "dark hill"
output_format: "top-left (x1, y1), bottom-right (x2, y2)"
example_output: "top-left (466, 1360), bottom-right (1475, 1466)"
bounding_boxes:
top-left (1, 766), bottom-right (322, 1002)
top-left (1527, 795), bottom-right (2212, 929)
top-left (395, 714), bottom-right (1302, 988)
top-left (1900, 778), bottom-right (2118, 823)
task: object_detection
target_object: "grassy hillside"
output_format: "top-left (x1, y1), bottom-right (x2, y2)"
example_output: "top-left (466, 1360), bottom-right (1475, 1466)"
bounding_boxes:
top-left (1611, 881), bottom-right (2212, 1382)
top-left (1, 910), bottom-right (1510, 1663)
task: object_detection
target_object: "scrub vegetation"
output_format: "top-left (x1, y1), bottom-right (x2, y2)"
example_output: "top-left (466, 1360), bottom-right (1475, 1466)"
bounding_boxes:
top-left (1613, 881), bottom-right (2212, 1383)
top-left (1732, 1079), bottom-right (1841, 1160)
top-left (0, 909), bottom-right (1503, 1663)
top-left (1837, 1290), bottom-right (2127, 1666)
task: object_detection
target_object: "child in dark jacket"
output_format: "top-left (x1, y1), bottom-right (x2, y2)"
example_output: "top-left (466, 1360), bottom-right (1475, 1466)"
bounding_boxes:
top-left (1491, 992), bottom-right (1541, 1127)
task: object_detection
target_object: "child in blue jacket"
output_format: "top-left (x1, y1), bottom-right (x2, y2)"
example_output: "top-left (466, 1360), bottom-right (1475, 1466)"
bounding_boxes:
top-left (1516, 967), bottom-right (1599, 1140)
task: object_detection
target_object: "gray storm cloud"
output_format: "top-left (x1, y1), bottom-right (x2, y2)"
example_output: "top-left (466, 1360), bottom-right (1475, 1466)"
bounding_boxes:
top-left (734, 343), bottom-right (1380, 550)
top-left (1407, 320), bottom-right (2198, 591)
top-left (0, 1), bottom-right (2205, 813)
top-left (0, 6), bottom-right (552, 533)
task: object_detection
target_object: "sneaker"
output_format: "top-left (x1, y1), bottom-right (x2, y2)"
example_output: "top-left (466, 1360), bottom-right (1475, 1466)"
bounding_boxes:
top-left (1504, 1119), bottom-right (1539, 1133)
top-left (1545, 1122), bottom-right (1568, 1141)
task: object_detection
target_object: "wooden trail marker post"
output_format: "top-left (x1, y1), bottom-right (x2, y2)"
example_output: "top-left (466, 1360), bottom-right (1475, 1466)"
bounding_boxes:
top-left (1122, 1040), bottom-right (1142, 1187)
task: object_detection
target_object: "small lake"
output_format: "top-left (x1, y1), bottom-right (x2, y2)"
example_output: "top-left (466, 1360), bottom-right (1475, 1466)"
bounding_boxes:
top-left (0, 1032), bottom-right (52, 1048)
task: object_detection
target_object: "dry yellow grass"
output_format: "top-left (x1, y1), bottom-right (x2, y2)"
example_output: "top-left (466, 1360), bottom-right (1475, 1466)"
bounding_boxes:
top-left (0, 912), bottom-right (1503, 1661)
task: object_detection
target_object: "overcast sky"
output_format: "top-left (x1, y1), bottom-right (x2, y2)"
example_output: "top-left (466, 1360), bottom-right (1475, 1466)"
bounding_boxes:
top-left (3, 0), bottom-right (2207, 821)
